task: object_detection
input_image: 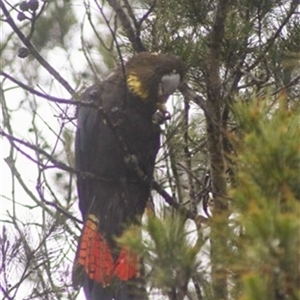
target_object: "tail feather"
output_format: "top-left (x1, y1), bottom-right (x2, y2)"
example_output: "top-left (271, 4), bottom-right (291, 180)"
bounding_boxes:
top-left (114, 247), bottom-right (140, 281)
top-left (73, 214), bottom-right (140, 288)
top-left (76, 214), bottom-right (114, 286)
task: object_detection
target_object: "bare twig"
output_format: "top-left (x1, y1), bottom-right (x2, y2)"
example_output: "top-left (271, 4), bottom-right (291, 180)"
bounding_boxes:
top-left (123, 0), bottom-right (139, 28)
top-left (179, 82), bottom-right (207, 112)
top-left (26, 1), bottom-right (47, 41)
top-left (93, 0), bottom-right (126, 79)
top-left (138, 0), bottom-right (157, 28)
top-left (183, 99), bottom-right (198, 214)
top-left (0, 129), bottom-right (121, 185)
top-left (247, 0), bottom-right (299, 72)
top-left (1, 71), bottom-right (112, 114)
top-left (152, 181), bottom-right (207, 226)
top-left (106, 0), bottom-right (147, 52)
top-left (1, 71), bottom-right (74, 104)
top-left (0, 1), bottom-right (75, 97)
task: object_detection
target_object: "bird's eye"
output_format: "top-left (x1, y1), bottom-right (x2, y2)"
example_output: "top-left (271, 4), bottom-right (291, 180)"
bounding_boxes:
top-left (155, 66), bottom-right (160, 72)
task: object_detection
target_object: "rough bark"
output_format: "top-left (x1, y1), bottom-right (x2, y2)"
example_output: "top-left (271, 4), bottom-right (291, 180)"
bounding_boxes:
top-left (205, 1), bottom-right (231, 299)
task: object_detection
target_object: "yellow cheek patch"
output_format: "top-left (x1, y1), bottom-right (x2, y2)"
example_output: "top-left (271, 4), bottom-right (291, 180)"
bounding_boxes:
top-left (126, 74), bottom-right (148, 100)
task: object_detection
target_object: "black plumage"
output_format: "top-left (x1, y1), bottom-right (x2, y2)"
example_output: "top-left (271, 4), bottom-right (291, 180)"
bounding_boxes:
top-left (73, 52), bottom-right (184, 300)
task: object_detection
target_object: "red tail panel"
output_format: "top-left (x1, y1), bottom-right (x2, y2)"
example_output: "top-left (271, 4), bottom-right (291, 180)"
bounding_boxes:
top-left (76, 214), bottom-right (139, 285)
top-left (77, 215), bottom-right (114, 286)
top-left (114, 247), bottom-right (140, 281)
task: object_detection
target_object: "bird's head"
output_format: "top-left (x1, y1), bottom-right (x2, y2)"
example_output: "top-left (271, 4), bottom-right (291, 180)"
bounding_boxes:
top-left (125, 52), bottom-right (184, 115)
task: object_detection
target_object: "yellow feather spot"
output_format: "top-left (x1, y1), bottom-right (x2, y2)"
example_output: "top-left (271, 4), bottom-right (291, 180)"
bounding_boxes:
top-left (126, 74), bottom-right (148, 100)
top-left (87, 214), bottom-right (99, 223)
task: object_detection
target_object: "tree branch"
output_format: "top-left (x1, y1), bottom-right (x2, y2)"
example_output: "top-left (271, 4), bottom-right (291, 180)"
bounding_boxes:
top-left (1, 71), bottom-right (74, 105)
top-left (106, 0), bottom-right (147, 52)
top-left (152, 180), bottom-right (207, 226)
top-left (179, 82), bottom-right (207, 112)
top-left (247, 0), bottom-right (300, 72)
top-left (205, 0), bottom-right (230, 209)
top-left (0, 0), bottom-right (75, 97)
top-left (205, 1), bottom-right (231, 299)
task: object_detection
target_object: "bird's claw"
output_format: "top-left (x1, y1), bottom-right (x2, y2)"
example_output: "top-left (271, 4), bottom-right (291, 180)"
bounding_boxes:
top-left (152, 110), bottom-right (171, 125)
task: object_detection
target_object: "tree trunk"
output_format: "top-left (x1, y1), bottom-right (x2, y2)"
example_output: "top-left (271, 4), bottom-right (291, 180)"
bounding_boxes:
top-left (205, 1), bottom-right (231, 299)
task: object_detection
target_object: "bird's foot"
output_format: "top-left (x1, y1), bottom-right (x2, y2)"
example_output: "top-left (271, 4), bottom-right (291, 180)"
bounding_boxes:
top-left (152, 110), bottom-right (171, 125)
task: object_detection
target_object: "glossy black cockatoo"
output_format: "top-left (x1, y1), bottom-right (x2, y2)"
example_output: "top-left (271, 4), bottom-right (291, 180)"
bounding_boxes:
top-left (72, 52), bottom-right (184, 300)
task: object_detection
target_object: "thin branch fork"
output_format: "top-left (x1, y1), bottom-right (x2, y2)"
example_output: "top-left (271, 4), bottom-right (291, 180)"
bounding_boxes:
top-left (1, 71), bottom-right (74, 105)
top-left (0, 0), bottom-right (75, 97)
top-left (1, 71), bottom-right (110, 111)
top-left (106, 0), bottom-right (147, 52)
top-left (179, 82), bottom-right (207, 112)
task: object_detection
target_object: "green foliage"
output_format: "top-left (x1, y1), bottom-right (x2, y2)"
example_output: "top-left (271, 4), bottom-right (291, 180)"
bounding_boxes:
top-left (233, 95), bottom-right (300, 202)
top-left (118, 214), bottom-right (202, 295)
top-left (32, 0), bottom-right (76, 49)
top-left (230, 95), bottom-right (300, 300)
top-left (146, 215), bottom-right (200, 290)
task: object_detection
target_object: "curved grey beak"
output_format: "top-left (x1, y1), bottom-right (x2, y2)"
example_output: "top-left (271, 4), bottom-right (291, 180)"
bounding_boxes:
top-left (159, 73), bottom-right (181, 96)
